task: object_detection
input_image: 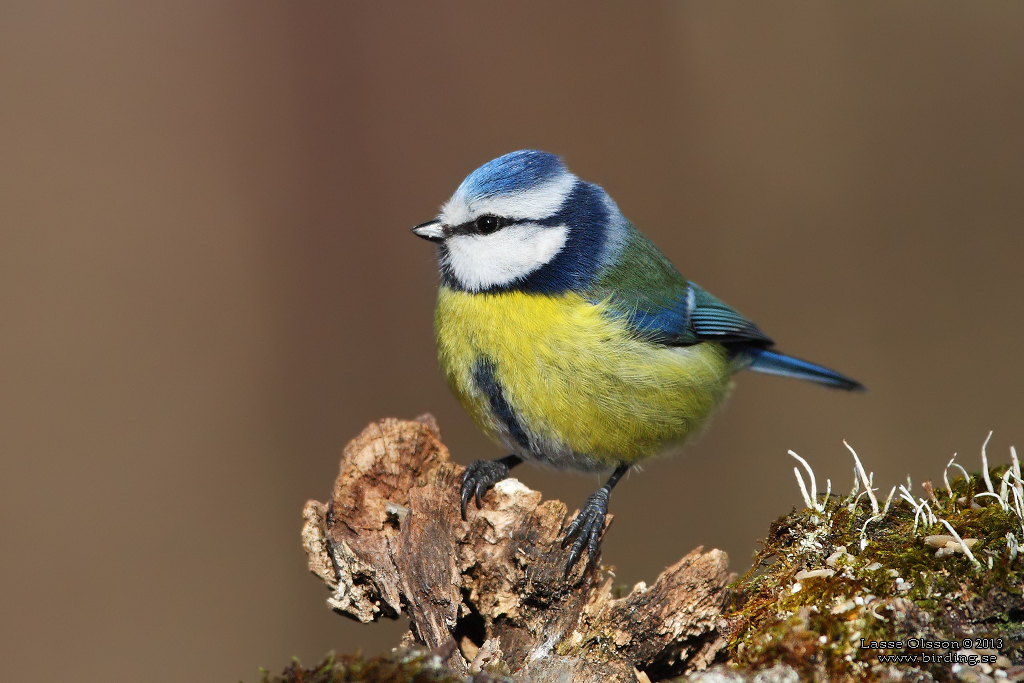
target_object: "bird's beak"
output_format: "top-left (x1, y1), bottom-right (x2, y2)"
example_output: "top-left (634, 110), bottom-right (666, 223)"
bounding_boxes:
top-left (411, 220), bottom-right (446, 243)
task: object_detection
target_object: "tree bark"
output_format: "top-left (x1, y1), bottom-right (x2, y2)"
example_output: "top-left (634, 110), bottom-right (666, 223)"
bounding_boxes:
top-left (301, 416), bottom-right (731, 683)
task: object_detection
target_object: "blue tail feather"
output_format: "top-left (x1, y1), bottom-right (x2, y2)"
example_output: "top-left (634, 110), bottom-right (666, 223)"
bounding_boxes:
top-left (743, 348), bottom-right (865, 392)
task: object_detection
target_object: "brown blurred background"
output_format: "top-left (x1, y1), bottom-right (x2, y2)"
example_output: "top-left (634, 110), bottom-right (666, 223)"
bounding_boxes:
top-left (2, 2), bottom-right (1022, 681)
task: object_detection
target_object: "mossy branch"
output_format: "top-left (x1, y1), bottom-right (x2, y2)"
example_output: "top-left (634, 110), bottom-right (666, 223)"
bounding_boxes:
top-left (293, 418), bottom-right (1024, 683)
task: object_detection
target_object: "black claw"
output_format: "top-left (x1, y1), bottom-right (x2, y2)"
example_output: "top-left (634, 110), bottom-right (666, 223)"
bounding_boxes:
top-left (561, 489), bottom-right (610, 578)
top-left (460, 458), bottom-right (513, 521)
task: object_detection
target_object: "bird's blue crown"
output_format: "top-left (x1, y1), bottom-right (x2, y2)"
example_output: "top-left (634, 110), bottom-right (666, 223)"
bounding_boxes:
top-left (455, 150), bottom-right (568, 203)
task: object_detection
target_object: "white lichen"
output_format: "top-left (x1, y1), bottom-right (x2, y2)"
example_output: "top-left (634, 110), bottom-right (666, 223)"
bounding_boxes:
top-left (981, 430), bottom-right (996, 495)
top-left (789, 450), bottom-right (829, 513)
top-left (845, 440), bottom-right (879, 515)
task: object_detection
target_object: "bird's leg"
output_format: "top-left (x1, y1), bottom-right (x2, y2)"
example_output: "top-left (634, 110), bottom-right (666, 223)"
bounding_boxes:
top-left (561, 464), bottom-right (628, 577)
top-left (460, 454), bottom-right (524, 520)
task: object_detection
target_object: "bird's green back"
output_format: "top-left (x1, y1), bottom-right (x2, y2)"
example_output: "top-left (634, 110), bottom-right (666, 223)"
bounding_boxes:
top-left (587, 224), bottom-right (771, 347)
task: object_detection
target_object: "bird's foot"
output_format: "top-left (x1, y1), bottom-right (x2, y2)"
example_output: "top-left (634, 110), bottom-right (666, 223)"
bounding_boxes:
top-left (460, 459), bottom-right (512, 520)
top-left (560, 488), bottom-right (610, 578)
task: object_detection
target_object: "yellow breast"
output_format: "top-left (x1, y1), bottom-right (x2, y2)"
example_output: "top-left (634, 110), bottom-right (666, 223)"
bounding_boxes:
top-left (435, 285), bottom-right (733, 468)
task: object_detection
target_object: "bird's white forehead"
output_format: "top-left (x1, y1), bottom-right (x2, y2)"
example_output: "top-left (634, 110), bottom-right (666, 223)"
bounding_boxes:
top-left (439, 172), bottom-right (577, 226)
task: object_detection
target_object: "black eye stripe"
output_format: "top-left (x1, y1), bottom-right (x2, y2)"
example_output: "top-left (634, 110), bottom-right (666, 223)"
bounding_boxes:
top-left (450, 215), bottom-right (523, 236)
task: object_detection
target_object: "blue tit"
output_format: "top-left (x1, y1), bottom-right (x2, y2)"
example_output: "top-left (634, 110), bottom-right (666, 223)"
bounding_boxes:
top-left (412, 150), bottom-right (863, 576)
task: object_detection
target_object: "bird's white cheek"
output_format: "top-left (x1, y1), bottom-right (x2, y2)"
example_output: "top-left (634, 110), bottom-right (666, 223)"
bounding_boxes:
top-left (444, 224), bottom-right (569, 290)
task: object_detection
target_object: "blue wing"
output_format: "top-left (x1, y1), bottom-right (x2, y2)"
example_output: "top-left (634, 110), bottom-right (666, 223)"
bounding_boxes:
top-left (617, 282), bottom-right (774, 346)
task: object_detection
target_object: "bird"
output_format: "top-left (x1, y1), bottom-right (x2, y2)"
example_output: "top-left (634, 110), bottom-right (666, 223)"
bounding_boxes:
top-left (412, 150), bottom-right (863, 577)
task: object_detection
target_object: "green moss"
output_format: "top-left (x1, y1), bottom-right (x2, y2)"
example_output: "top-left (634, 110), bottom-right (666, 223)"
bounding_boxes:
top-left (723, 467), bottom-right (1024, 681)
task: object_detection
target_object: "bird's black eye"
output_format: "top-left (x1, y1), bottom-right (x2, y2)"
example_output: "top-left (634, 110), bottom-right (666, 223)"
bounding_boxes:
top-left (475, 215), bottom-right (500, 234)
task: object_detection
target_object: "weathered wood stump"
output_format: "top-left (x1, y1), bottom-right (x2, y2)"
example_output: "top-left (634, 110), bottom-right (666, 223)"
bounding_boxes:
top-left (302, 416), bottom-right (732, 683)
